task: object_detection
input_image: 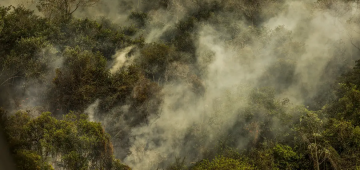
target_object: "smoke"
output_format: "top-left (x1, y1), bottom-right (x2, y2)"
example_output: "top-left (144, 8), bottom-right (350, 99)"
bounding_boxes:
top-left (263, 0), bottom-right (359, 105)
top-left (5, 0), bottom-right (360, 169)
top-left (122, 25), bottom-right (267, 169)
top-left (4, 45), bottom-right (61, 116)
top-left (73, 0), bottom-right (129, 24)
top-left (1, 0), bottom-right (35, 7)
top-left (1, 0), bottom-right (40, 14)
top-left (84, 99), bottom-right (100, 122)
top-left (117, 0), bottom-right (360, 169)
top-left (109, 46), bottom-right (135, 74)
top-left (74, 0), bottom-right (210, 43)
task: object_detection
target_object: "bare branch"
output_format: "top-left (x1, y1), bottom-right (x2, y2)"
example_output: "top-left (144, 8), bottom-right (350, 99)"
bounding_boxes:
top-left (69, 1), bottom-right (82, 15)
top-left (0, 76), bottom-right (22, 87)
top-left (37, 0), bottom-right (100, 20)
top-left (350, 39), bottom-right (360, 51)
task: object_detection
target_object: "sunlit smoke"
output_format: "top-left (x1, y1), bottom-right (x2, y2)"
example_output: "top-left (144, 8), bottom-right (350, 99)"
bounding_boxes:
top-left (120, 0), bottom-right (360, 169)
top-left (110, 46), bottom-right (135, 74)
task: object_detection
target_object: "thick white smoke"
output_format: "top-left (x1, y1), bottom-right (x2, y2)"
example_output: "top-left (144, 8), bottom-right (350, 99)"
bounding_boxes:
top-left (8, 0), bottom-right (360, 169)
top-left (110, 46), bottom-right (135, 74)
top-left (121, 0), bottom-right (360, 169)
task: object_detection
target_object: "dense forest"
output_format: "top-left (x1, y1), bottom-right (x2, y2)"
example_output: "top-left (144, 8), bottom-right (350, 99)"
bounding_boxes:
top-left (1, 0), bottom-right (360, 169)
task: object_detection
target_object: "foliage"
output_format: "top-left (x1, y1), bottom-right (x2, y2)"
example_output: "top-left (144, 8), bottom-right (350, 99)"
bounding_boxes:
top-left (128, 12), bottom-right (149, 28)
top-left (50, 47), bottom-right (109, 113)
top-left (140, 43), bottom-right (171, 81)
top-left (273, 144), bottom-right (300, 169)
top-left (14, 150), bottom-right (54, 170)
top-left (0, 6), bottom-right (57, 89)
top-left (191, 156), bottom-right (254, 170)
top-left (2, 0), bottom-right (360, 169)
top-left (1, 111), bottom-right (130, 170)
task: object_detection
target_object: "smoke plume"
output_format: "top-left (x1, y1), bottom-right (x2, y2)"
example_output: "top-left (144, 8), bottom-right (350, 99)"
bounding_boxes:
top-left (117, 0), bottom-right (360, 169)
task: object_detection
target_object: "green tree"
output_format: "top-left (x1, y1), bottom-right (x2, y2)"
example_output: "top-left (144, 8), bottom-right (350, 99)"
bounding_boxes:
top-left (1, 110), bottom-right (131, 170)
top-left (295, 111), bottom-right (342, 170)
top-left (273, 144), bottom-right (299, 170)
top-left (0, 6), bottom-right (57, 87)
top-left (323, 118), bottom-right (360, 169)
top-left (14, 150), bottom-right (54, 170)
top-left (50, 47), bottom-right (109, 113)
top-left (140, 43), bottom-right (171, 81)
top-left (191, 156), bottom-right (254, 170)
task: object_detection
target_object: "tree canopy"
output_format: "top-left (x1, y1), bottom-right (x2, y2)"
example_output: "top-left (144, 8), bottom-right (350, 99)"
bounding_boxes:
top-left (1, 0), bottom-right (360, 169)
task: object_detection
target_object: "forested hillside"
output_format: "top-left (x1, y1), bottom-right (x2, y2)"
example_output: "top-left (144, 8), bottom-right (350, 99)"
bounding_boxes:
top-left (1, 0), bottom-right (360, 169)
